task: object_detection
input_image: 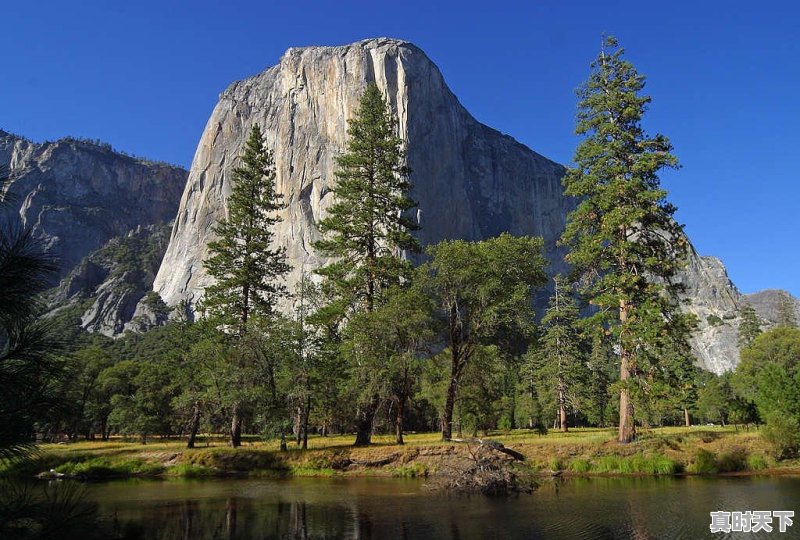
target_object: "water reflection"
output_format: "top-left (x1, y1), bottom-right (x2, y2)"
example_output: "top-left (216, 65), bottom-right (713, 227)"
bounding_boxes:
top-left (69, 476), bottom-right (800, 539)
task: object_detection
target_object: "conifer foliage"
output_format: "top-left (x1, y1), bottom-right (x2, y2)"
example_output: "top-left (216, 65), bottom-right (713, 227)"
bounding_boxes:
top-left (561, 36), bottom-right (692, 443)
top-left (315, 83), bottom-right (420, 314)
top-left (315, 83), bottom-right (420, 446)
top-left (532, 276), bottom-right (585, 432)
top-left (203, 124), bottom-right (291, 329)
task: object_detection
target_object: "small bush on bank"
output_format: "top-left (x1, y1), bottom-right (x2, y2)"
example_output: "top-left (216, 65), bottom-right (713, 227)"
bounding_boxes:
top-left (747, 454), bottom-right (768, 471)
top-left (689, 449), bottom-right (719, 474)
top-left (568, 459), bottom-right (591, 473)
top-left (716, 447), bottom-right (749, 472)
top-left (762, 414), bottom-right (800, 460)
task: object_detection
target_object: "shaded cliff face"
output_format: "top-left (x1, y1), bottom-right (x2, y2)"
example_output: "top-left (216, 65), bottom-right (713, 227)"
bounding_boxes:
top-left (0, 132), bottom-right (187, 279)
top-left (49, 224), bottom-right (173, 337)
top-left (153, 38), bottom-right (570, 309)
top-left (153, 38), bottom-right (748, 373)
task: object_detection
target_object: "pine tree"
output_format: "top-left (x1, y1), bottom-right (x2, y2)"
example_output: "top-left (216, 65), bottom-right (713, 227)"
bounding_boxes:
top-left (776, 293), bottom-right (798, 328)
top-left (532, 276), bottom-right (585, 432)
top-left (314, 83), bottom-right (420, 445)
top-left (202, 124), bottom-right (291, 447)
top-left (203, 124), bottom-right (290, 329)
top-left (315, 83), bottom-right (420, 313)
top-left (585, 334), bottom-right (614, 427)
top-left (738, 303), bottom-right (762, 348)
top-left (561, 36), bottom-right (692, 443)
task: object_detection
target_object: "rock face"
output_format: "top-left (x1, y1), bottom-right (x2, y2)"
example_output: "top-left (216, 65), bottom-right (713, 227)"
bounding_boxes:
top-left (674, 251), bottom-right (744, 374)
top-left (0, 131), bottom-right (187, 279)
top-left (153, 38), bottom-right (754, 374)
top-left (154, 38), bottom-right (569, 311)
top-left (744, 289), bottom-right (800, 326)
top-left (49, 225), bottom-right (173, 336)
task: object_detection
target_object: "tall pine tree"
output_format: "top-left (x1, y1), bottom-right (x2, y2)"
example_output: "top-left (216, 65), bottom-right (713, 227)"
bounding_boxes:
top-left (315, 83), bottom-right (420, 445)
top-left (738, 303), bottom-right (762, 348)
top-left (202, 124), bottom-right (291, 446)
top-left (561, 37), bottom-right (692, 443)
top-left (532, 276), bottom-right (585, 432)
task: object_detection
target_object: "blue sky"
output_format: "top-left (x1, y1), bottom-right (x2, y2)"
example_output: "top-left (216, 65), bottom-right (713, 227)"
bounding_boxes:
top-left (3, 1), bottom-right (798, 296)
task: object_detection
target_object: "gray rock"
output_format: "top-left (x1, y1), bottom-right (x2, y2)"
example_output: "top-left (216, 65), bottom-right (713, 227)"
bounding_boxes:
top-left (153, 38), bottom-right (754, 373)
top-left (744, 289), bottom-right (800, 327)
top-left (0, 131), bottom-right (187, 280)
top-left (154, 37), bottom-right (569, 315)
top-left (48, 224), bottom-right (173, 337)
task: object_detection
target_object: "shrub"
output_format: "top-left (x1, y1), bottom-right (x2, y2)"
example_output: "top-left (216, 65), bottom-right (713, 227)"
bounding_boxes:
top-left (762, 414), bottom-right (800, 460)
top-left (747, 453), bottom-right (768, 471)
top-left (716, 447), bottom-right (749, 472)
top-left (689, 449), bottom-right (719, 474)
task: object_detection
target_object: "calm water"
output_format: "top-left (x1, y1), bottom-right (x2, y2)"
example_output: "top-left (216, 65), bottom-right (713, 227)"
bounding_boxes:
top-left (81, 476), bottom-right (800, 539)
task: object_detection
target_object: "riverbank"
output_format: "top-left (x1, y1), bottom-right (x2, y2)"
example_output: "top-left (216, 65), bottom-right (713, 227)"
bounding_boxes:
top-left (4, 426), bottom-right (798, 480)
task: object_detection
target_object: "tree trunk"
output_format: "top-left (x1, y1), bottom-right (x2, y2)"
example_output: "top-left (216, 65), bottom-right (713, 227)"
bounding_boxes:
top-left (187, 401), bottom-right (201, 449)
top-left (558, 385), bottom-right (568, 432)
top-left (354, 395), bottom-right (379, 446)
top-left (395, 399), bottom-right (405, 445)
top-left (441, 348), bottom-right (462, 441)
top-left (229, 402), bottom-right (242, 448)
top-left (295, 406), bottom-right (302, 446)
top-left (280, 433), bottom-right (288, 451)
top-left (441, 378), bottom-right (458, 441)
top-left (302, 396), bottom-right (310, 450)
top-left (618, 300), bottom-right (636, 443)
top-left (683, 407), bottom-right (691, 427)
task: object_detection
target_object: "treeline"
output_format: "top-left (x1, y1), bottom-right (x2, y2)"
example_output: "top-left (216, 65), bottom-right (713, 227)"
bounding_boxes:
top-left (4, 37), bottom-right (799, 461)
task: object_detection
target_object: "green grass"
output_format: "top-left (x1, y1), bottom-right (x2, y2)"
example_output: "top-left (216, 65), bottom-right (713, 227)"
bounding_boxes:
top-left (689, 449), bottom-right (719, 474)
top-left (54, 456), bottom-right (163, 477)
top-left (577, 454), bottom-right (682, 475)
top-left (3, 426), bottom-right (786, 480)
top-left (391, 463), bottom-right (429, 478)
top-left (567, 459), bottom-right (591, 473)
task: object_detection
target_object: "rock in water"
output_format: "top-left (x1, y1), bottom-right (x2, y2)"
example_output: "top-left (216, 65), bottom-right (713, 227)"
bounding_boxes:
top-left (153, 37), bottom-right (751, 373)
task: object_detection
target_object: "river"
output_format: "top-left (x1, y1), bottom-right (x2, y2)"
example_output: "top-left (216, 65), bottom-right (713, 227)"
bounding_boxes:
top-left (75, 475), bottom-right (800, 539)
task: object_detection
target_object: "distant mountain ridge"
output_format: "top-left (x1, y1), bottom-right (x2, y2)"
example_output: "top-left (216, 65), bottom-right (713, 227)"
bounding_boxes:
top-left (0, 130), bottom-right (187, 334)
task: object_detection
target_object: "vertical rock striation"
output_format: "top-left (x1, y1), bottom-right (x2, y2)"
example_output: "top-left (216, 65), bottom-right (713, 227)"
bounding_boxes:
top-left (153, 38), bottom-right (570, 311)
top-left (153, 38), bottom-right (754, 373)
top-left (0, 131), bottom-right (187, 279)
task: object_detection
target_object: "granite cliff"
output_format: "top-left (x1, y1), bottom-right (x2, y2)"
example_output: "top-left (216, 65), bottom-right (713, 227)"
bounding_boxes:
top-left (143, 38), bottom-right (767, 373)
top-left (1, 131), bottom-right (187, 334)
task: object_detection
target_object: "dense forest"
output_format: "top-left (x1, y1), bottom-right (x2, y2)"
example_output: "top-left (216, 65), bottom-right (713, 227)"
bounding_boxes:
top-left (2, 37), bottom-right (799, 466)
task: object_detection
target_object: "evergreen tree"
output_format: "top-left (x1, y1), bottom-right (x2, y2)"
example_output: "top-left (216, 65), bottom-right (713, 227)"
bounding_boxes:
top-left (314, 83), bottom-right (420, 445)
top-left (315, 82), bottom-right (420, 313)
top-left (584, 334), bottom-right (615, 427)
top-left (201, 124), bottom-right (291, 447)
top-left (738, 303), bottom-right (762, 349)
top-left (530, 276), bottom-right (585, 432)
top-left (561, 36), bottom-right (693, 443)
top-left (776, 293), bottom-right (798, 328)
top-left (203, 124), bottom-right (290, 329)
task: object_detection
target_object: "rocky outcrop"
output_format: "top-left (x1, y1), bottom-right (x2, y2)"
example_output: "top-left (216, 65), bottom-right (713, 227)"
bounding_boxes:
top-left (49, 224), bottom-right (173, 336)
top-left (674, 251), bottom-right (744, 374)
top-left (153, 38), bottom-right (757, 374)
top-left (0, 131), bottom-right (187, 280)
top-left (743, 289), bottom-right (800, 326)
top-left (153, 38), bottom-right (569, 311)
